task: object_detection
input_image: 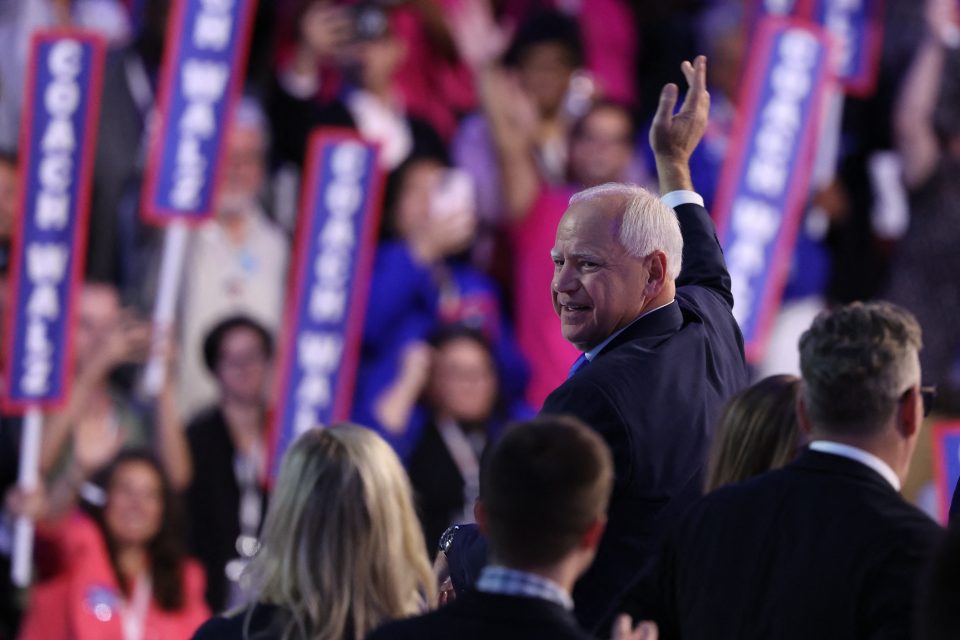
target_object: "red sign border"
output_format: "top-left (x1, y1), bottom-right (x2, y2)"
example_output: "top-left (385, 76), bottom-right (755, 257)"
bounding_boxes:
top-left (932, 421), bottom-right (960, 524)
top-left (139, 0), bottom-right (259, 226)
top-left (713, 17), bottom-right (835, 364)
top-left (2, 30), bottom-right (107, 413)
top-left (265, 129), bottom-right (385, 481)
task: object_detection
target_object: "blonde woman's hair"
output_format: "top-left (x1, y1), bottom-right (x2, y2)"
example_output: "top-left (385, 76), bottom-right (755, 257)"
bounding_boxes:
top-left (244, 424), bottom-right (436, 640)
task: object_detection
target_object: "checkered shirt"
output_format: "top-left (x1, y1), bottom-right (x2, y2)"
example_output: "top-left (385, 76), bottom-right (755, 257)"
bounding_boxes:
top-left (474, 565), bottom-right (575, 611)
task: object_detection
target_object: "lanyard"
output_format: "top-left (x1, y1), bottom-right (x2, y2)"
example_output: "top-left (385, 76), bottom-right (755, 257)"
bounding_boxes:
top-left (120, 573), bottom-right (151, 640)
top-left (224, 443), bottom-right (264, 607)
top-left (234, 446), bottom-right (263, 543)
top-left (437, 419), bottom-right (483, 524)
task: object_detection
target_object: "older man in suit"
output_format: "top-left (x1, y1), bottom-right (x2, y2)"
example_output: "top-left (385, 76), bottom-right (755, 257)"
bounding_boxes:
top-left (541, 55), bottom-right (747, 630)
top-left (655, 302), bottom-right (943, 639)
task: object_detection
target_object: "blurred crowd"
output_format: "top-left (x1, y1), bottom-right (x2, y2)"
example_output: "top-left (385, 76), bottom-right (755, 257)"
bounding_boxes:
top-left (0, 0), bottom-right (959, 638)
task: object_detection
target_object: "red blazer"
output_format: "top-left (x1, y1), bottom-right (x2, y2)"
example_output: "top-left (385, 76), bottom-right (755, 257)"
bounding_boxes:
top-left (18, 512), bottom-right (211, 640)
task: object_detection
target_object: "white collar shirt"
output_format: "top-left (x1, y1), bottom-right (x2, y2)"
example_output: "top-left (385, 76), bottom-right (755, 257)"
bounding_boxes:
top-left (808, 440), bottom-right (901, 491)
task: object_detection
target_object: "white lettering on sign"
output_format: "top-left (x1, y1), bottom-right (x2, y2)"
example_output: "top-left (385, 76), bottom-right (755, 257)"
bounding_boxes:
top-left (166, 0), bottom-right (243, 212)
top-left (823, 0), bottom-right (862, 76)
top-left (194, 0), bottom-right (236, 52)
top-left (726, 29), bottom-right (821, 330)
top-left (292, 141), bottom-right (370, 430)
top-left (18, 40), bottom-right (83, 397)
top-left (763, 0), bottom-right (796, 15)
top-left (169, 57), bottom-right (229, 210)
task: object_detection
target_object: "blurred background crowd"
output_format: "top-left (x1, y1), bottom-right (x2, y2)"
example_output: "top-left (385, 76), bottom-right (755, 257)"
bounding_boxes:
top-left (0, 0), bottom-right (958, 637)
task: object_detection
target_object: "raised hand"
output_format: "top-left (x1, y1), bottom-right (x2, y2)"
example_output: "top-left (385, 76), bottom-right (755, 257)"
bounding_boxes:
top-left (5, 486), bottom-right (50, 522)
top-left (299, 2), bottom-right (353, 61)
top-left (926, 0), bottom-right (958, 32)
top-left (447, 0), bottom-right (513, 71)
top-left (409, 207), bottom-right (478, 264)
top-left (650, 55), bottom-right (710, 192)
top-left (83, 311), bottom-right (152, 379)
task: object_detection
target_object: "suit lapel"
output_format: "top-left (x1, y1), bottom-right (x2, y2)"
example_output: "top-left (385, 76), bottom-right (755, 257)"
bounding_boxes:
top-left (594, 301), bottom-right (684, 360)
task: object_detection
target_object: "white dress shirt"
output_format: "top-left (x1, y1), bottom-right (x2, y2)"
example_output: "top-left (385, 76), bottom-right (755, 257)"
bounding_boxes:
top-left (808, 440), bottom-right (901, 491)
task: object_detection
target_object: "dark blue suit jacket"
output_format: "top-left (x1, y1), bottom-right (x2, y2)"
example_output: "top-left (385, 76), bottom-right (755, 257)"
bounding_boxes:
top-left (367, 591), bottom-right (594, 640)
top-left (541, 202), bottom-right (748, 632)
top-left (655, 450), bottom-right (943, 639)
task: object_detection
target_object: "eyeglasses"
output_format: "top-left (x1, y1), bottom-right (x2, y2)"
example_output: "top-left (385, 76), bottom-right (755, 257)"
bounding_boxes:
top-left (903, 385), bottom-right (937, 417)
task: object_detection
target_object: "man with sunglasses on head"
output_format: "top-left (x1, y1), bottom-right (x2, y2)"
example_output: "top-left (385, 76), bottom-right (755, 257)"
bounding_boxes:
top-left (653, 301), bottom-right (943, 640)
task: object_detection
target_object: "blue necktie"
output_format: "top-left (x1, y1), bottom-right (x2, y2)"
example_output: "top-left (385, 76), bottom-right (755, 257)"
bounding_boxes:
top-left (567, 354), bottom-right (589, 379)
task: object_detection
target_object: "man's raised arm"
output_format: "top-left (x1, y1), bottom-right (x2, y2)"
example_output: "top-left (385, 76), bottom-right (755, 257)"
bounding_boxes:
top-left (650, 56), bottom-right (734, 308)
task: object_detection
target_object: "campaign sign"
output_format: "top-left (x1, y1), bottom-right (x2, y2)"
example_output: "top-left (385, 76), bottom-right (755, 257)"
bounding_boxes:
top-left (268, 131), bottom-right (384, 479)
top-left (141, 0), bottom-right (257, 223)
top-left (933, 422), bottom-right (960, 524)
top-left (713, 18), bottom-right (833, 363)
top-left (2, 32), bottom-right (105, 410)
top-left (810, 0), bottom-right (883, 96)
top-left (745, 0), bottom-right (811, 36)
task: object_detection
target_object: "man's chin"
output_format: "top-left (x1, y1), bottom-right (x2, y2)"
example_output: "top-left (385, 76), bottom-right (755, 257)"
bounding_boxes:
top-left (561, 327), bottom-right (595, 352)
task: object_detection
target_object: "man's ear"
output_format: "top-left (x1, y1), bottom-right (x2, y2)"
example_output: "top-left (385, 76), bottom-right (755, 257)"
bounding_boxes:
top-left (644, 251), bottom-right (669, 296)
top-left (580, 515), bottom-right (607, 551)
top-left (896, 386), bottom-right (921, 439)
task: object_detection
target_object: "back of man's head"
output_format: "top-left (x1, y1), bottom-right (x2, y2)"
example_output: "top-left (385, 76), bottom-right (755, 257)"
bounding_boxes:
top-left (480, 415), bottom-right (614, 569)
top-left (799, 301), bottom-right (922, 437)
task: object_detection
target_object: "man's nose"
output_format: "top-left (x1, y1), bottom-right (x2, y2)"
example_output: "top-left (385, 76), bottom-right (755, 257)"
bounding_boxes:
top-left (553, 262), bottom-right (578, 294)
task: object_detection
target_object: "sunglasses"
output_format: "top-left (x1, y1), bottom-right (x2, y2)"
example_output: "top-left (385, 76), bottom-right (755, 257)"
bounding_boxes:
top-left (903, 385), bottom-right (937, 417)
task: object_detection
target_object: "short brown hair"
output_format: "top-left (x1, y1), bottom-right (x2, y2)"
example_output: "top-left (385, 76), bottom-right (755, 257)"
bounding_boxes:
top-left (481, 415), bottom-right (614, 567)
top-left (799, 301), bottom-right (922, 436)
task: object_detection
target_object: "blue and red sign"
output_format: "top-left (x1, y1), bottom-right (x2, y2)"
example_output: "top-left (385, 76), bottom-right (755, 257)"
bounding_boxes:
top-left (746, 0), bottom-right (883, 97)
top-left (2, 32), bottom-right (105, 410)
top-left (810, 0), bottom-right (884, 96)
top-left (933, 422), bottom-right (960, 524)
top-left (714, 18), bottom-right (834, 363)
top-left (745, 0), bottom-right (810, 37)
top-left (268, 131), bottom-right (384, 479)
top-left (141, 0), bottom-right (257, 223)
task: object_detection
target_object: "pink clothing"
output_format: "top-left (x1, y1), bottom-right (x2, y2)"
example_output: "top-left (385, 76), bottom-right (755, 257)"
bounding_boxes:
top-left (19, 513), bottom-right (210, 640)
top-left (392, 6), bottom-right (477, 141)
top-left (512, 186), bottom-right (581, 408)
top-left (493, 0), bottom-right (638, 106)
top-left (577, 0), bottom-right (637, 105)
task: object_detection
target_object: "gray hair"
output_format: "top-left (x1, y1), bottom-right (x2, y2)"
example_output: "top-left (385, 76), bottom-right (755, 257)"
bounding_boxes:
top-left (799, 301), bottom-right (923, 436)
top-left (569, 183), bottom-right (683, 279)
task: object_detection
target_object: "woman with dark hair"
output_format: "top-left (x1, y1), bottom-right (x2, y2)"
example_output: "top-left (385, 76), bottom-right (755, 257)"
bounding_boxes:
top-left (18, 450), bottom-right (209, 639)
top-left (406, 326), bottom-right (509, 554)
top-left (351, 156), bottom-right (528, 457)
top-left (184, 315), bottom-right (274, 613)
top-left (704, 375), bottom-right (805, 492)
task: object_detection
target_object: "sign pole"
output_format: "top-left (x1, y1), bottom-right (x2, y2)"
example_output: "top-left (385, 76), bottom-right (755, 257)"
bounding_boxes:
top-left (137, 0), bottom-right (260, 395)
top-left (141, 220), bottom-right (189, 397)
top-left (2, 31), bottom-right (106, 586)
top-left (11, 407), bottom-right (44, 586)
